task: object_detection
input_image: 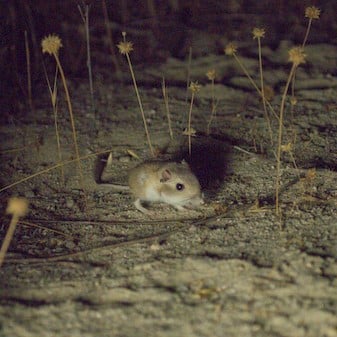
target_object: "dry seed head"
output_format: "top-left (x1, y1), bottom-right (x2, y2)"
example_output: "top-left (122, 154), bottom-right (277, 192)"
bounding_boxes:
top-left (305, 6), bottom-right (320, 20)
top-left (252, 27), bottom-right (265, 39)
top-left (189, 81), bottom-right (201, 93)
top-left (182, 127), bottom-right (196, 136)
top-left (280, 142), bottom-right (293, 153)
top-left (290, 97), bottom-right (298, 106)
top-left (288, 47), bottom-right (306, 66)
top-left (306, 168), bottom-right (316, 181)
top-left (206, 69), bottom-right (216, 81)
top-left (118, 31), bottom-right (133, 54)
top-left (6, 197), bottom-right (28, 218)
top-left (41, 34), bottom-right (62, 55)
top-left (224, 42), bottom-right (237, 56)
top-left (117, 40), bottom-right (133, 55)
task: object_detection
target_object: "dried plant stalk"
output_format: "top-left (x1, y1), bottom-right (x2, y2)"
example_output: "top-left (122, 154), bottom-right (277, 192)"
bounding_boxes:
top-left (162, 78), bottom-right (173, 139)
top-left (102, 0), bottom-right (121, 75)
top-left (24, 30), bottom-right (33, 111)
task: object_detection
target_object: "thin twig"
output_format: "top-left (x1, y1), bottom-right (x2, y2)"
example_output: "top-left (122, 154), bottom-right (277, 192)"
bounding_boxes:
top-left (24, 30), bottom-right (33, 111)
top-left (18, 220), bottom-right (75, 239)
top-left (275, 63), bottom-right (297, 215)
top-left (188, 91), bottom-right (195, 156)
top-left (302, 18), bottom-right (313, 48)
top-left (43, 63), bottom-right (64, 184)
top-left (4, 229), bottom-right (179, 264)
top-left (0, 148), bottom-right (115, 193)
top-left (256, 36), bottom-right (273, 144)
top-left (206, 77), bottom-right (217, 134)
top-left (125, 52), bottom-right (155, 157)
top-left (102, 0), bottom-right (121, 75)
top-left (53, 53), bottom-right (86, 199)
top-left (233, 53), bottom-right (278, 120)
top-left (185, 46), bottom-right (192, 104)
top-left (0, 139), bottom-right (42, 155)
top-left (162, 77), bottom-right (173, 139)
top-left (78, 3), bottom-right (94, 109)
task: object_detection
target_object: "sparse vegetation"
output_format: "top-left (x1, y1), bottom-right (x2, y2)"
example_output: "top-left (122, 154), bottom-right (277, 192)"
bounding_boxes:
top-left (162, 77), bottom-right (174, 140)
top-left (225, 6), bottom-right (320, 215)
top-left (0, 3), bottom-right (336, 334)
top-left (117, 32), bottom-right (155, 157)
top-left (206, 69), bottom-right (217, 135)
top-left (187, 81), bottom-right (201, 156)
top-left (41, 34), bottom-right (85, 191)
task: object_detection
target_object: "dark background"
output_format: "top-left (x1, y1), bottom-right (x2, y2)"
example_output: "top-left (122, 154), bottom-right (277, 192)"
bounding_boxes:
top-left (1, 0), bottom-right (335, 116)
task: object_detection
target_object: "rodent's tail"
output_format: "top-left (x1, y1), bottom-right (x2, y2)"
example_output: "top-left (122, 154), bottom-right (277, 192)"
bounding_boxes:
top-left (94, 153), bottom-right (130, 191)
top-left (96, 182), bottom-right (130, 191)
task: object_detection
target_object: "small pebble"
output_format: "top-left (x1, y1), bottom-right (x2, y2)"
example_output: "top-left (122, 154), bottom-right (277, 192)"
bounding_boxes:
top-left (66, 197), bottom-right (75, 208)
top-left (119, 156), bottom-right (130, 163)
top-left (65, 241), bottom-right (76, 250)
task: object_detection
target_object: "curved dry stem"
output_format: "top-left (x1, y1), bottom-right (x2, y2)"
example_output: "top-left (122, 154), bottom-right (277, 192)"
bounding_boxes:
top-left (257, 37), bottom-right (273, 144)
top-left (102, 0), bottom-right (121, 74)
top-left (162, 78), bottom-right (173, 139)
top-left (78, 4), bottom-right (94, 107)
top-left (125, 53), bottom-right (155, 157)
top-left (188, 92), bottom-right (195, 156)
top-left (275, 63), bottom-right (297, 215)
top-left (19, 220), bottom-right (75, 239)
top-left (0, 149), bottom-right (114, 193)
top-left (233, 53), bottom-right (278, 121)
top-left (185, 46), bottom-right (192, 104)
top-left (53, 53), bottom-right (84, 185)
top-left (302, 19), bottom-right (312, 48)
top-left (44, 64), bottom-right (64, 184)
top-left (24, 30), bottom-right (33, 111)
top-left (206, 78), bottom-right (217, 134)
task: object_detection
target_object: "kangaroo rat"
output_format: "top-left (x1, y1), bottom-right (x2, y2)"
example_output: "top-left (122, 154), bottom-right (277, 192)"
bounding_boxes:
top-left (97, 161), bottom-right (204, 214)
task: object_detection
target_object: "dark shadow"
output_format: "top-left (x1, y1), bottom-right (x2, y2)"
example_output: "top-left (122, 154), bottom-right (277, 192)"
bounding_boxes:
top-left (172, 135), bottom-right (232, 196)
top-left (93, 153), bottom-right (110, 183)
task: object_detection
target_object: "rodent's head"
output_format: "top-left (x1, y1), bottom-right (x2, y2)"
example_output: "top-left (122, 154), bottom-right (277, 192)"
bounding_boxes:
top-left (158, 162), bottom-right (204, 209)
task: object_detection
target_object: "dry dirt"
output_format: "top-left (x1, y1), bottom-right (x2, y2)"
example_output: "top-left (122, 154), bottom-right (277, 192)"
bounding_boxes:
top-left (0, 39), bottom-right (336, 337)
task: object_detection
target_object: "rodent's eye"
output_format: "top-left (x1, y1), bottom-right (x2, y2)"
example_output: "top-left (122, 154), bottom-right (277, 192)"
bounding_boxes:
top-left (176, 183), bottom-right (184, 191)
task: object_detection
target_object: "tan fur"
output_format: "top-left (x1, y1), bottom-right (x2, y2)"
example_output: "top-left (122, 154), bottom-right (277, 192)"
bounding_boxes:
top-left (128, 161), bottom-right (204, 213)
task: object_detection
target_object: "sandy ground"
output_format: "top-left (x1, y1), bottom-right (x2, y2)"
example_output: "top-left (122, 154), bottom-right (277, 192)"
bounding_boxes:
top-left (0, 37), bottom-right (336, 337)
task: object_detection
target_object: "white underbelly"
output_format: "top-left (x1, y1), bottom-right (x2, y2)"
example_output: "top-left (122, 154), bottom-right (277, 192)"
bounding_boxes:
top-left (145, 186), bottom-right (161, 201)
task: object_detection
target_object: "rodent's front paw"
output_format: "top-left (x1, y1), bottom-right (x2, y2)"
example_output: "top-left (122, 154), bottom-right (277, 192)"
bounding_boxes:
top-left (134, 199), bottom-right (152, 215)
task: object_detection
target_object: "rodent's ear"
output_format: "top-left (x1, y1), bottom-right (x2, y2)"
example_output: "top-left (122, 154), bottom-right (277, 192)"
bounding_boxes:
top-left (160, 169), bottom-right (172, 182)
